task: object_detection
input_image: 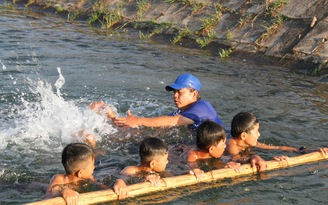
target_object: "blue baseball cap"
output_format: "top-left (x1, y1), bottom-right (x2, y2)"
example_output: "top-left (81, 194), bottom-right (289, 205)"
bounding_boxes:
top-left (166, 73), bottom-right (202, 92)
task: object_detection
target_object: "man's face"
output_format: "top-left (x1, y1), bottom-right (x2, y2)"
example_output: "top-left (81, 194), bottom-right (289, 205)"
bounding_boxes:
top-left (173, 88), bottom-right (196, 109)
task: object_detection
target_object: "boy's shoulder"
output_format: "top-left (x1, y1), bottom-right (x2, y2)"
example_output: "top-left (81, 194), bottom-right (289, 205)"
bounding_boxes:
top-left (49, 174), bottom-right (68, 186)
top-left (120, 165), bottom-right (141, 176)
top-left (227, 138), bottom-right (237, 147)
top-left (47, 174), bottom-right (68, 195)
top-left (226, 138), bottom-right (240, 155)
top-left (187, 149), bottom-right (198, 162)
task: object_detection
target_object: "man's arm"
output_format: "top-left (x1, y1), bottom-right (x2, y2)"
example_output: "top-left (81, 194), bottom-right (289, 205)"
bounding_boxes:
top-left (114, 110), bottom-right (194, 128)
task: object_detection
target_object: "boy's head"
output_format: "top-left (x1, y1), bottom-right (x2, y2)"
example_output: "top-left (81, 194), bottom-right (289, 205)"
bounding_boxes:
top-left (139, 137), bottom-right (169, 172)
top-left (196, 120), bottom-right (226, 158)
top-left (62, 143), bottom-right (95, 178)
top-left (231, 112), bottom-right (260, 146)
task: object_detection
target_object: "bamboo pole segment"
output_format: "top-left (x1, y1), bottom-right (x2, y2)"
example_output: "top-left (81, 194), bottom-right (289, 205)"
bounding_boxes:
top-left (25, 151), bottom-right (328, 205)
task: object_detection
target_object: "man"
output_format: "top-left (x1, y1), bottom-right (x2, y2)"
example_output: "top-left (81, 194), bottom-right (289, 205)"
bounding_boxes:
top-left (114, 73), bottom-right (223, 129)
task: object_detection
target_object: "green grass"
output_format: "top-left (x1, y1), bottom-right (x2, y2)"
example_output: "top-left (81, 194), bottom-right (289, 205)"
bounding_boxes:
top-left (136, 0), bottom-right (151, 19)
top-left (219, 47), bottom-right (234, 58)
top-left (87, 7), bottom-right (122, 29)
top-left (173, 28), bottom-right (192, 44)
top-left (196, 31), bottom-right (216, 48)
top-left (138, 21), bottom-right (172, 39)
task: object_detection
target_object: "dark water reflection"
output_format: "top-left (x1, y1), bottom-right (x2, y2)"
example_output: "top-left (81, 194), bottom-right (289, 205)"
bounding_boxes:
top-left (0, 8), bottom-right (328, 205)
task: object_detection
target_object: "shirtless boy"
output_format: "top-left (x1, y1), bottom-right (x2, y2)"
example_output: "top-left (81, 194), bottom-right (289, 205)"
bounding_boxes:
top-left (46, 143), bottom-right (128, 203)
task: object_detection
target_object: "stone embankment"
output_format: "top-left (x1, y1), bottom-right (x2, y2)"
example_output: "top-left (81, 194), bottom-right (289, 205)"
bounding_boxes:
top-left (5, 0), bottom-right (328, 75)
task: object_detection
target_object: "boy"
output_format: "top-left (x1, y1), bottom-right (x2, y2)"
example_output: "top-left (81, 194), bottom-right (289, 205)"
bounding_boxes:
top-left (227, 112), bottom-right (301, 160)
top-left (46, 143), bottom-right (128, 204)
top-left (187, 120), bottom-right (266, 180)
top-left (227, 112), bottom-right (328, 171)
top-left (120, 137), bottom-right (169, 186)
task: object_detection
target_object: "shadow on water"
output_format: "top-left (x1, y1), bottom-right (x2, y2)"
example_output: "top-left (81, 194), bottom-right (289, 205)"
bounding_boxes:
top-left (0, 8), bottom-right (328, 205)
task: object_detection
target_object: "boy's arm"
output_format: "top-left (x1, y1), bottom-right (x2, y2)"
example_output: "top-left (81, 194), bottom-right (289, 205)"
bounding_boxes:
top-left (186, 151), bottom-right (204, 181)
top-left (46, 175), bottom-right (80, 205)
top-left (229, 154), bottom-right (267, 172)
top-left (61, 188), bottom-right (80, 205)
top-left (256, 142), bottom-right (299, 152)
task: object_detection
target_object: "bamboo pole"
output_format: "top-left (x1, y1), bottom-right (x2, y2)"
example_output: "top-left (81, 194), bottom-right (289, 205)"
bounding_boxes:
top-left (25, 151), bottom-right (328, 205)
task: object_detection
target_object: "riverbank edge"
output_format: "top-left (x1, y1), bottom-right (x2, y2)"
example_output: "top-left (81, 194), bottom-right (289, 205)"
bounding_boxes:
top-left (3, 0), bottom-right (328, 76)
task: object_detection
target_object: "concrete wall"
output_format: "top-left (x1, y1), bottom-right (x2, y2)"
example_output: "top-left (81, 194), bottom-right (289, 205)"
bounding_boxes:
top-left (5, 0), bottom-right (328, 75)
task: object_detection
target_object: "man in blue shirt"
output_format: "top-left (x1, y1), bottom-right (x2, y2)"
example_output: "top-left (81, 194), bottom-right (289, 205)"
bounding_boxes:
top-left (113, 73), bottom-right (224, 129)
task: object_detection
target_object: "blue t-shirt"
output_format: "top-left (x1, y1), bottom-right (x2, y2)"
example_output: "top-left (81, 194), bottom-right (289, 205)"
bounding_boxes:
top-left (168, 100), bottom-right (224, 130)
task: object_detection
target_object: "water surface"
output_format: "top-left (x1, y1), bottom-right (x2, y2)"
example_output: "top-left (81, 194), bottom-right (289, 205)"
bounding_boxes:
top-left (0, 7), bottom-right (328, 205)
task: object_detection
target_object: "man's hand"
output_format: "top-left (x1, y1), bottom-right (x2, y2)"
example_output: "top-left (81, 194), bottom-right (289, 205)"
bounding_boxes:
top-left (114, 110), bottom-right (139, 128)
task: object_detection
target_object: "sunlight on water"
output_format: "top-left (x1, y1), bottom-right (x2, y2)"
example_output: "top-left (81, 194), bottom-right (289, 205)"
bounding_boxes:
top-left (1, 59), bottom-right (6, 70)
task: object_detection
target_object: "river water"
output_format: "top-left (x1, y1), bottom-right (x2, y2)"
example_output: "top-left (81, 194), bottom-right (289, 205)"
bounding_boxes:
top-left (1, 6), bottom-right (328, 205)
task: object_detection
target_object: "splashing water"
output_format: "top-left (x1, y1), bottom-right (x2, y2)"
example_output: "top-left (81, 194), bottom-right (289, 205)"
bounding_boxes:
top-left (54, 67), bottom-right (65, 97)
top-left (1, 68), bottom-right (117, 153)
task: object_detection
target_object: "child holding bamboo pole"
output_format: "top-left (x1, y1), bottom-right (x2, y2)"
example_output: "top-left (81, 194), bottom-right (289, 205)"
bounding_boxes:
top-left (120, 137), bottom-right (169, 187)
top-left (187, 120), bottom-right (267, 180)
top-left (46, 143), bottom-right (128, 204)
top-left (227, 112), bottom-right (302, 161)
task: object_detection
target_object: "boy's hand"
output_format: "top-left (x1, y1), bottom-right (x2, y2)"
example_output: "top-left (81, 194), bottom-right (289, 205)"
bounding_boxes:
top-left (189, 168), bottom-right (204, 181)
top-left (145, 174), bottom-right (162, 186)
top-left (273, 155), bottom-right (289, 161)
top-left (113, 179), bottom-right (128, 200)
top-left (88, 101), bottom-right (106, 112)
top-left (250, 155), bottom-right (267, 172)
top-left (89, 101), bottom-right (116, 119)
top-left (320, 148), bottom-right (328, 156)
top-left (225, 161), bottom-right (241, 172)
top-left (62, 188), bottom-right (79, 205)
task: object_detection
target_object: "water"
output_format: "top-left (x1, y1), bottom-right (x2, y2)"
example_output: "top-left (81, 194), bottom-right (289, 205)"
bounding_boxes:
top-left (1, 7), bottom-right (328, 205)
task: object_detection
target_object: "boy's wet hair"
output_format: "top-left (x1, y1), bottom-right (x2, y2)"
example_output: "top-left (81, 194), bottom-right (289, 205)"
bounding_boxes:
top-left (62, 143), bottom-right (95, 174)
top-left (196, 120), bottom-right (226, 150)
top-left (139, 137), bottom-right (168, 164)
top-left (231, 112), bottom-right (259, 138)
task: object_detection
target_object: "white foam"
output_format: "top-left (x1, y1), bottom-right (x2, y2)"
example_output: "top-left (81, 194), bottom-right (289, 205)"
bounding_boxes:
top-left (1, 68), bottom-right (117, 153)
